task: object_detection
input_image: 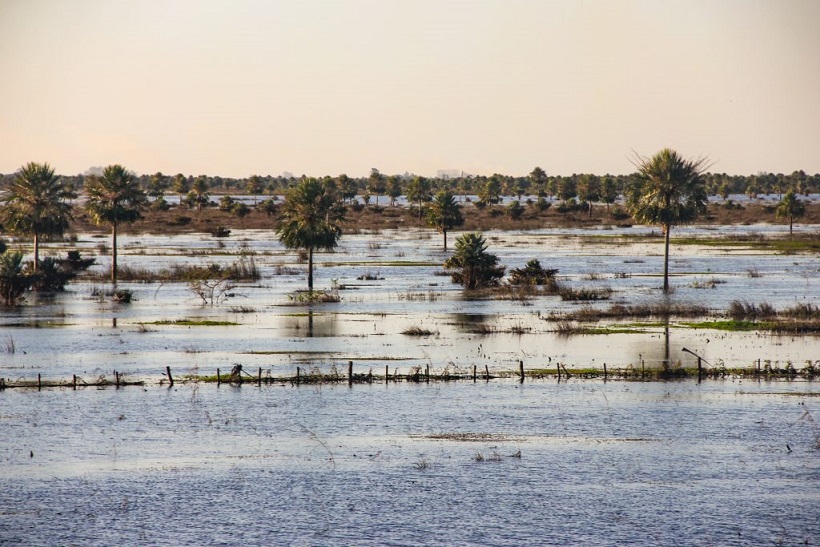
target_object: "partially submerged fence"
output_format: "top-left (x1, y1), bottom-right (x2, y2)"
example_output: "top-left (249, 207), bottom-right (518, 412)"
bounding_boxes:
top-left (1, 359), bottom-right (815, 391)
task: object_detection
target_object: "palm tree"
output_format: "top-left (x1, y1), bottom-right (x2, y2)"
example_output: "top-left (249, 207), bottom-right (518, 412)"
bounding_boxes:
top-left (277, 178), bottom-right (346, 291)
top-left (172, 173), bottom-right (189, 204)
top-left (405, 176), bottom-right (432, 221)
top-left (0, 162), bottom-right (75, 271)
top-left (368, 168), bottom-right (386, 206)
top-left (426, 190), bottom-right (464, 251)
top-left (187, 176), bottom-right (210, 212)
top-left (776, 191), bottom-right (805, 237)
top-left (84, 164), bottom-right (147, 283)
top-left (444, 233), bottom-right (505, 290)
top-left (626, 148), bottom-right (709, 293)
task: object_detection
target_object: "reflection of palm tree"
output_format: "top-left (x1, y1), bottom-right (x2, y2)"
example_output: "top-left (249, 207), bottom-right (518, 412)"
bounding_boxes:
top-left (84, 165), bottom-right (147, 283)
top-left (626, 149), bottom-right (709, 293)
top-left (277, 178), bottom-right (346, 291)
top-left (0, 162), bottom-right (75, 271)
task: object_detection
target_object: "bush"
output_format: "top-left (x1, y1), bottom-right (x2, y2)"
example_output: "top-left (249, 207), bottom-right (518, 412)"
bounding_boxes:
top-left (231, 203), bottom-right (250, 217)
top-left (508, 259), bottom-right (558, 286)
top-left (611, 207), bottom-right (631, 221)
top-left (0, 252), bottom-right (33, 306)
top-left (532, 197), bottom-right (551, 212)
top-left (30, 257), bottom-right (76, 292)
top-left (507, 200), bottom-right (524, 220)
top-left (219, 195), bottom-right (235, 211)
top-left (444, 233), bottom-right (505, 290)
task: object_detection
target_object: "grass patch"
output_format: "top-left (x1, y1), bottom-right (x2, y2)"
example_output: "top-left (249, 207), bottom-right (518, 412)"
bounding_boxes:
top-left (401, 326), bottom-right (438, 336)
top-left (552, 303), bottom-right (710, 322)
top-left (148, 319), bottom-right (239, 326)
top-left (683, 319), bottom-right (762, 331)
top-left (559, 286), bottom-right (612, 301)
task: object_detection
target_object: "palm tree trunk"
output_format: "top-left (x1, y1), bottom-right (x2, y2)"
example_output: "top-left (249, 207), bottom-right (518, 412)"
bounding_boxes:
top-left (33, 232), bottom-right (40, 272)
top-left (663, 224), bottom-right (671, 293)
top-left (112, 223), bottom-right (118, 284)
top-left (308, 247), bottom-right (314, 292)
top-left (443, 229), bottom-right (448, 252)
top-left (789, 216), bottom-right (793, 237)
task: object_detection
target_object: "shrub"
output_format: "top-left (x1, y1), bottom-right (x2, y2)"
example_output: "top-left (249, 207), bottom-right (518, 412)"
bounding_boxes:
top-left (29, 257), bottom-right (76, 292)
top-left (532, 196), bottom-right (551, 212)
top-left (0, 252), bottom-right (33, 306)
top-left (444, 233), bottom-right (506, 290)
top-left (508, 259), bottom-right (558, 286)
top-left (611, 207), bottom-right (631, 221)
top-left (231, 203), bottom-right (250, 217)
top-left (507, 200), bottom-right (524, 220)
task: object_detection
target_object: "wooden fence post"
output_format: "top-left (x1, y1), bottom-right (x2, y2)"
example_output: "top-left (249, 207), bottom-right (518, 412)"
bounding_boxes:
top-left (166, 366), bottom-right (174, 386)
top-left (519, 360), bottom-right (525, 383)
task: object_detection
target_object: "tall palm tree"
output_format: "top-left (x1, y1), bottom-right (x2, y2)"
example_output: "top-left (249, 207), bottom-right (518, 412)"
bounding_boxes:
top-left (277, 178), bottom-right (346, 291)
top-left (84, 164), bottom-right (147, 283)
top-left (0, 162), bottom-right (75, 271)
top-left (775, 191), bottom-right (805, 237)
top-left (626, 148), bottom-right (709, 293)
top-left (427, 190), bottom-right (464, 251)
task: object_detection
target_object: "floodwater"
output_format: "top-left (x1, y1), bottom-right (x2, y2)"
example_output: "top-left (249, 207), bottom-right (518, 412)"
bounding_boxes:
top-left (2, 381), bottom-right (819, 545)
top-left (1, 223), bottom-right (819, 544)
top-left (0, 223), bottom-right (817, 382)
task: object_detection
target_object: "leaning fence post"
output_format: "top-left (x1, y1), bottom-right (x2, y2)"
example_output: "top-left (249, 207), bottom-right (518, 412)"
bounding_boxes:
top-left (519, 360), bottom-right (525, 383)
top-left (556, 363), bottom-right (561, 381)
top-left (166, 366), bottom-right (174, 386)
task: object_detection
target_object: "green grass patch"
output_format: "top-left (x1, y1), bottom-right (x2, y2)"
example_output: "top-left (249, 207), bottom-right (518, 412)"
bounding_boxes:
top-left (682, 320), bottom-right (763, 331)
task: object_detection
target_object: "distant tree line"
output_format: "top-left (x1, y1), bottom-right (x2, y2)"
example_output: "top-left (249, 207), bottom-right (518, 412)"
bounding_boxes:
top-left (2, 168), bottom-right (817, 204)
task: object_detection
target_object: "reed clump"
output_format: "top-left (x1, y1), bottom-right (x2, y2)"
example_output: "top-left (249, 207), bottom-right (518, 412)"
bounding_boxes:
top-left (97, 255), bottom-right (260, 283)
top-left (553, 302), bottom-right (710, 322)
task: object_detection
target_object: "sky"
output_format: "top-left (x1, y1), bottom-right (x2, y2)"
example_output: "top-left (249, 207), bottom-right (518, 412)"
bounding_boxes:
top-left (1, 0), bottom-right (819, 179)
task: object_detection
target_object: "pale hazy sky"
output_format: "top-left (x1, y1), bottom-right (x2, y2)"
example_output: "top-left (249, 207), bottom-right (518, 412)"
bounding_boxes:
top-left (1, 0), bottom-right (818, 178)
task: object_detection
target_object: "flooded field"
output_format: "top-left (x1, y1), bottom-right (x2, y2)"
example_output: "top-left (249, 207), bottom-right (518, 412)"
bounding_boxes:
top-left (1, 223), bottom-right (819, 544)
top-left (0, 223), bottom-right (817, 382)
